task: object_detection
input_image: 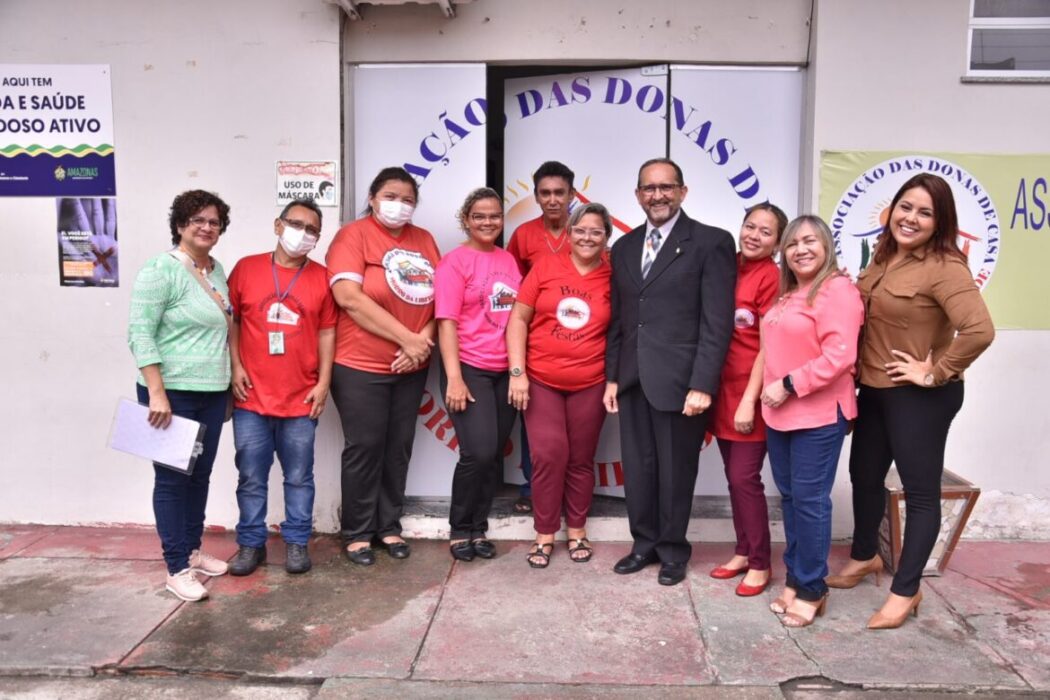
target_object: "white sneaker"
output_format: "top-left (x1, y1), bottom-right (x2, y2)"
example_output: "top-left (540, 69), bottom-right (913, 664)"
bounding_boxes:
top-left (189, 549), bottom-right (229, 577)
top-left (166, 567), bottom-right (209, 602)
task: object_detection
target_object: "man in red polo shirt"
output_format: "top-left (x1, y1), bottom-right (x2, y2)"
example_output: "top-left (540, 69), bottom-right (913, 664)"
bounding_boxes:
top-left (504, 160), bottom-right (577, 514)
top-left (226, 198), bottom-right (337, 576)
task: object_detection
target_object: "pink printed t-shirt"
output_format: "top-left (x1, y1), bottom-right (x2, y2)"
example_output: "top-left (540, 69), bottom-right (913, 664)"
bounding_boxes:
top-left (434, 244), bottom-right (522, 371)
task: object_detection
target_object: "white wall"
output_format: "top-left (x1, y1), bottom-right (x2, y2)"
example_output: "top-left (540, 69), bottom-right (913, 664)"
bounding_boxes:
top-left (2, 0), bottom-right (1045, 539)
top-left (0, 0), bottom-right (344, 528)
top-left (343, 0), bottom-right (812, 64)
top-left (809, 0), bottom-right (1050, 538)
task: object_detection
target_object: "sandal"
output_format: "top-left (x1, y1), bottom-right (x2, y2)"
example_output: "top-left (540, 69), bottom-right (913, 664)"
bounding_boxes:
top-left (567, 538), bottom-right (593, 563)
top-left (781, 595), bottom-right (828, 628)
top-left (513, 496), bottom-right (533, 514)
top-left (770, 587), bottom-right (796, 615)
top-left (526, 542), bottom-right (554, 569)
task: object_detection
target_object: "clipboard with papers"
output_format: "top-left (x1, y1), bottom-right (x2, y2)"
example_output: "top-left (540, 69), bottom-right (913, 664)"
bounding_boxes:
top-left (107, 398), bottom-right (206, 474)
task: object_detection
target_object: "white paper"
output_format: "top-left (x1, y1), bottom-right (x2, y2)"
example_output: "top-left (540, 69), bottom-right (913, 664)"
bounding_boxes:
top-left (107, 398), bottom-right (205, 474)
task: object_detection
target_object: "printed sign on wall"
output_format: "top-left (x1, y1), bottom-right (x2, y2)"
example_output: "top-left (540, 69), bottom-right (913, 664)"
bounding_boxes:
top-left (820, 151), bottom-right (1050, 329)
top-left (56, 197), bottom-right (118, 287)
top-left (0, 65), bottom-right (115, 197)
top-left (276, 160), bottom-right (338, 207)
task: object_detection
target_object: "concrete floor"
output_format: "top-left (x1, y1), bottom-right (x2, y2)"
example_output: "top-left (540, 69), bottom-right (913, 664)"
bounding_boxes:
top-left (0, 525), bottom-right (1048, 698)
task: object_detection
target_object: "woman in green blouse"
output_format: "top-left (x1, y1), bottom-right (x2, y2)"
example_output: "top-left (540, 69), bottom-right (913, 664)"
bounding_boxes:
top-left (128, 189), bottom-right (233, 602)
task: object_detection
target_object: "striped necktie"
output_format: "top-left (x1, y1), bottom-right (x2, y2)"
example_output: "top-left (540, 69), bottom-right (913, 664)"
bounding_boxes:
top-left (641, 228), bottom-right (662, 278)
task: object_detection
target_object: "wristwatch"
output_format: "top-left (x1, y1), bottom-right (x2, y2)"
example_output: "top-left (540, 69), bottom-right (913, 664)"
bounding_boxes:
top-left (923, 373), bottom-right (935, 387)
top-left (782, 374), bottom-right (796, 395)
top-left (510, 367), bottom-right (524, 377)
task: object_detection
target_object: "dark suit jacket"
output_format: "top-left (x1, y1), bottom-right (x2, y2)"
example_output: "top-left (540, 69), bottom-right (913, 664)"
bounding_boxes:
top-left (605, 210), bottom-right (737, 412)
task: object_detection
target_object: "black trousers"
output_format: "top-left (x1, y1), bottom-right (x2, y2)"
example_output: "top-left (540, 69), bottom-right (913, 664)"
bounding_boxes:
top-left (331, 364), bottom-right (429, 544)
top-left (619, 384), bottom-right (705, 564)
top-left (440, 363), bottom-right (517, 540)
top-left (849, 382), bottom-right (964, 596)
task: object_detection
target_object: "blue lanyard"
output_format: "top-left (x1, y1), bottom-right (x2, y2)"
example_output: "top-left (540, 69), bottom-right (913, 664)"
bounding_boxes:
top-left (272, 255), bottom-right (307, 304)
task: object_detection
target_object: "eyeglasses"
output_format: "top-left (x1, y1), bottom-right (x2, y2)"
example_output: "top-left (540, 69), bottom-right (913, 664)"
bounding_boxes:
top-left (282, 218), bottom-right (321, 237)
top-left (189, 216), bottom-right (222, 229)
top-left (570, 226), bottom-right (607, 239)
top-left (469, 213), bottom-right (504, 224)
top-left (637, 183), bottom-right (681, 197)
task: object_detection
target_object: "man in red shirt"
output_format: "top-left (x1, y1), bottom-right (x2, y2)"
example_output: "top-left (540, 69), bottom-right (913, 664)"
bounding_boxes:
top-left (226, 198), bottom-right (337, 576)
top-left (504, 161), bottom-right (577, 514)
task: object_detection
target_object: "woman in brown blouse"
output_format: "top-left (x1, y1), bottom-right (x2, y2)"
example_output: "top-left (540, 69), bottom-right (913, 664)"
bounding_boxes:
top-left (828, 173), bottom-right (994, 629)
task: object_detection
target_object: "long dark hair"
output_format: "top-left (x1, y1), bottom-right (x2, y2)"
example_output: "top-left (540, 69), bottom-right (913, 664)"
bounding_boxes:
top-left (872, 173), bottom-right (966, 265)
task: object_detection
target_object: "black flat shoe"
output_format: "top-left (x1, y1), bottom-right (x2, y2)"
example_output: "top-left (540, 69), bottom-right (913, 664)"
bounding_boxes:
top-left (471, 538), bottom-right (496, 559)
top-left (658, 561), bottom-right (688, 586)
top-left (380, 539), bottom-right (411, 559)
top-left (344, 546), bottom-right (375, 566)
top-left (613, 552), bottom-right (658, 575)
top-left (449, 540), bottom-right (475, 561)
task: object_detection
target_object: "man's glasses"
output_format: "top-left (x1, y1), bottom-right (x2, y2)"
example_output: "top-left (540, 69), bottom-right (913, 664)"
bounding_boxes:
top-left (282, 218), bottom-right (321, 237)
top-left (637, 183), bottom-right (681, 197)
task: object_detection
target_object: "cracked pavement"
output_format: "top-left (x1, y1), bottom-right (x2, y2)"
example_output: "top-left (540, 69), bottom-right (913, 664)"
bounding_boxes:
top-left (0, 525), bottom-right (1047, 697)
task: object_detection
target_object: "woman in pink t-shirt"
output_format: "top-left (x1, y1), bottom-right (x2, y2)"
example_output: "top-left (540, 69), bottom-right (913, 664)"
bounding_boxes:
top-left (435, 188), bottom-right (522, 562)
top-left (759, 215), bottom-right (864, 629)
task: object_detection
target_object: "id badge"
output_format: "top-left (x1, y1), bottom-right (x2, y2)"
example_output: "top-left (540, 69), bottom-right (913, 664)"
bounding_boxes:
top-left (268, 331), bottom-right (285, 355)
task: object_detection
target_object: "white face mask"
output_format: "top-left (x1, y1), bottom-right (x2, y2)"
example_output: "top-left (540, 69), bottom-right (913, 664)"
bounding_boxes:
top-left (278, 224), bottom-right (319, 257)
top-left (375, 200), bottom-right (415, 229)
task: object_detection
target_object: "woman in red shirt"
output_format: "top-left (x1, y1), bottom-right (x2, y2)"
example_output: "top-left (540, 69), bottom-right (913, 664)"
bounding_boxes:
top-left (708, 204), bottom-right (787, 597)
top-left (506, 203), bottom-right (613, 568)
top-left (326, 167), bottom-right (441, 567)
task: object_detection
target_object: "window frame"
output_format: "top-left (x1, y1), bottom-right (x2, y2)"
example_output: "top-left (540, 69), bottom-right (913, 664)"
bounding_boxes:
top-left (967, 0), bottom-right (1050, 78)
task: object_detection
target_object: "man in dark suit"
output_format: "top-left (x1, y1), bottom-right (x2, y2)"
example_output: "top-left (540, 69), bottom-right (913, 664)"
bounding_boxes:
top-left (603, 158), bottom-right (736, 586)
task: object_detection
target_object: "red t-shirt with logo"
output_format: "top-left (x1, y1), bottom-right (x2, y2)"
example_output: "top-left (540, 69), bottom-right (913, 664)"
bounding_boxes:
top-left (506, 216), bottom-right (570, 275)
top-left (711, 254), bottom-right (780, 441)
top-left (434, 245), bottom-right (522, 371)
top-left (228, 253), bottom-right (338, 417)
top-left (515, 253), bottom-right (611, 392)
top-left (326, 216), bottom-right (442, 374)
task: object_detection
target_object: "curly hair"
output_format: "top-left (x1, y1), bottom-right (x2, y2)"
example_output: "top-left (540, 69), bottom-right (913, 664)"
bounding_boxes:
top-left (456, 187), bottom-right (502, 233)
top-left (169, 190), bottom-right (231, 245)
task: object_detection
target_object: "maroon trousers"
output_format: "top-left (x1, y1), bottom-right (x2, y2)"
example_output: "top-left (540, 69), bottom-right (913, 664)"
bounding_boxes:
top-left (717, 438), bottom-right (772, 571)
top-left (524, 381), bottom-right (607, 534)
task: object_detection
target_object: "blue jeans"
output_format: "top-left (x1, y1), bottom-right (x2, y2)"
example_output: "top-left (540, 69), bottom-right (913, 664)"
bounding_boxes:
top-left (137, 384), bottom-right (228, 575)
top-left (232, 409), bottom-right (317, 547)
top-left (766, 409), bottom-right (847, 602)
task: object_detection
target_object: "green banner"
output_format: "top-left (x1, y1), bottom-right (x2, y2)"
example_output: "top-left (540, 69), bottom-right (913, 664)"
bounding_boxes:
top-left (819, 151), bottom-right (1050, 330)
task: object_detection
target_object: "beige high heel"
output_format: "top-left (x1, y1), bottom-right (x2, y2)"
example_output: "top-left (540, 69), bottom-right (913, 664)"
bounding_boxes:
top-left (781, 594), bottom-right (829, 628)
top-left (867, 591), bottom-right (923, 630)
top-left (826, 555), bottom-right (884, 589)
